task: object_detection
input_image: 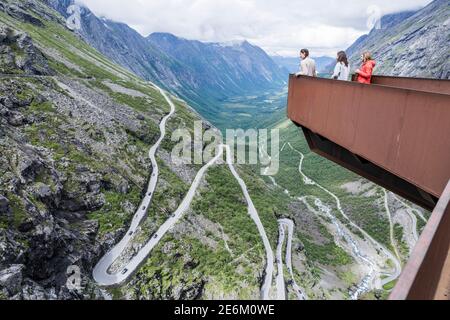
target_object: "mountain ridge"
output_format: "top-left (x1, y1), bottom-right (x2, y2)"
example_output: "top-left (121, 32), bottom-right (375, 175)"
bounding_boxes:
top-left (346, 0), bottom-right (449, 79)
top-left (44, 0), bottom-right (288, 123)
top-left (271, 55), bottom-right (335, 75)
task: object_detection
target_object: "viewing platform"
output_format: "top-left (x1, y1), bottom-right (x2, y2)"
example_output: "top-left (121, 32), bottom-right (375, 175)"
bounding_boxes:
top-left (287, 74), bottom-right (450, 300)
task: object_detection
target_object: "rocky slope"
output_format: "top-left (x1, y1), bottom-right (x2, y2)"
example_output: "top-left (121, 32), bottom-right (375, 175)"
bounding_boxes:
top-left (0, 0), bottom-right (204, 299)
top-left (346, 0), bottom-right (449, 79)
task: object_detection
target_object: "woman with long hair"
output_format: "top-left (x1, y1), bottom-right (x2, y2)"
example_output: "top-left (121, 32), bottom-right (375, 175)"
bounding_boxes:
top-left (331, 51), bottom-right (350, 81)
top-left (355, 52), bottom-right (376, 84)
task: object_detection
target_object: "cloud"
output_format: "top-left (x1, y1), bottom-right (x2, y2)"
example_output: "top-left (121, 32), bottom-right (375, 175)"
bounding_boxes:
top-left (77, 0), bottom-right (432, 57)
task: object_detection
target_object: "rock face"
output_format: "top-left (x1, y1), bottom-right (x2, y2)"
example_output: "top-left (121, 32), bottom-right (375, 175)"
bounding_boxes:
top-left (0, 2), bottom-right (45, 27)
top-left (0, 63), bottom-right (166, 298)
top-left (0, 25), bottom-right (53, 75)
top-left (346, 0), bottom-right (450, 79)
top-left (0, 196), bottom-right (10, 215)
top-left (0, 265), bottom-right (24, 295)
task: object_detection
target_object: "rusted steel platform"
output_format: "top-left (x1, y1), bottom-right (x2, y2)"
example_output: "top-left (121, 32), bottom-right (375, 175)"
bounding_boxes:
top-left (390, 180), bottom-right (450, 300)
top-left (287, 74), bottom-right (450, 210)
top-left (370, 75), bottom-right (450, 95)
top-left (287, 74), bottom-right (450, 300)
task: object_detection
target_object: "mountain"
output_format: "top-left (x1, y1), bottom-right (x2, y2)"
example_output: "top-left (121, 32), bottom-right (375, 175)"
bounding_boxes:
top-left (43, 0), bottom-right (287, 124)
top-left (146, 32), bottom-right (288, 128)
top-left (346, 0), bottom-right (449, 79)
top-left (147, 33), bottom-right (287, 97)
top-left (271, 55), bottom-right (335, 75)
top-left (43, 0), bottom-right (197, 91)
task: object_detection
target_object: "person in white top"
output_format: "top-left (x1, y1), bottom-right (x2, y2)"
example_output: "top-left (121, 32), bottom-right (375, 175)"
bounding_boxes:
top-left (295, 49), bottom-right (317, 77)
top-left (331, 51), bottom-right (350, 81)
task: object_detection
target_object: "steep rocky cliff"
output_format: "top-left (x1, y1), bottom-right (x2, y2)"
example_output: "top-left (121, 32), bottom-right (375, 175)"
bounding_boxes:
top-left (347, 0), bottom-right (449, 79)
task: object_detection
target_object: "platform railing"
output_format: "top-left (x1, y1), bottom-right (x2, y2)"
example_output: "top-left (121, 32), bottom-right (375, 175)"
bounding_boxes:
top-left (350, 74), bottom-right (450, 94)
top-left (370, 75), bottom-right (450, 95)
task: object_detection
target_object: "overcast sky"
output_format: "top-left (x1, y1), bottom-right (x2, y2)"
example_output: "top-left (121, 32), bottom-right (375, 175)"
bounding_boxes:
top-left (76, 0), bottom-right (432, 57)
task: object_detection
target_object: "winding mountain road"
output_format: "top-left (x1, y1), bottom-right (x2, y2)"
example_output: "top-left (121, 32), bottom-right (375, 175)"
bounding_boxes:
top-left (275, 222), bottom-right (287, 300)
top-left (91, 82), bottom-right (404, 299)
top-left (408, 210), bottom-right (419, 243)
top-left (93, 87), bottom-right (274, 299)
top-left (287, 143), bottom-right (402, 297)
top-left (224, 145), bottom-right (274, 300)
top-left (277, 219), bottom-right (307, 300)
top-left (390, 192), bottom-right (422, 250)
top-left (392, 194), bottom-right (427, 224)
top-left (384, 190), bottom-right (402, 264)
top-left (93, 85), bottom-right (176, 285)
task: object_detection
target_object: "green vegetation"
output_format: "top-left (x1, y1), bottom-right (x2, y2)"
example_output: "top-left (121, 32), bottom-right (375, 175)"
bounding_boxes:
top-left (24, 118), bottom-right (93, 165)
top-left (360, 289), bottom-right (390, 300)
top-left (394, 223), bottom-right (410, 261)
top-left (134, 234), bottom-right (258, 299)
top-left (204, 87), bottom-right (288, 131)
top-left (192, 166), bottom-right (265, 263)
top-left (235, 165), bottom-right (286, 247)
top-left (263, 122), bottom-right (392, 249)
top-left (0, 9), bottom-right (135, 81)
top-left (28, 100), bottom-right (55, 113)
top-left (136, 159), bottom-right (190, 236)
top-left (7, 193), bottom-right (28, 229)
top-left (131, 164), bottom-right (267, 299)
top-left (89, 80), bottom-right (170, 116)
top-left (383, 279), bottom-right (397, 291)
top-left (0, 216), bottom-right (9, 230)
top-left (107, 287), bottom-right (125, 300)
top-left (88, 186), bottom-right (142, 236)
top-left (338, 270), bottom-right (358, 285)
top-left (297, 232), bottom-right (353, 266)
